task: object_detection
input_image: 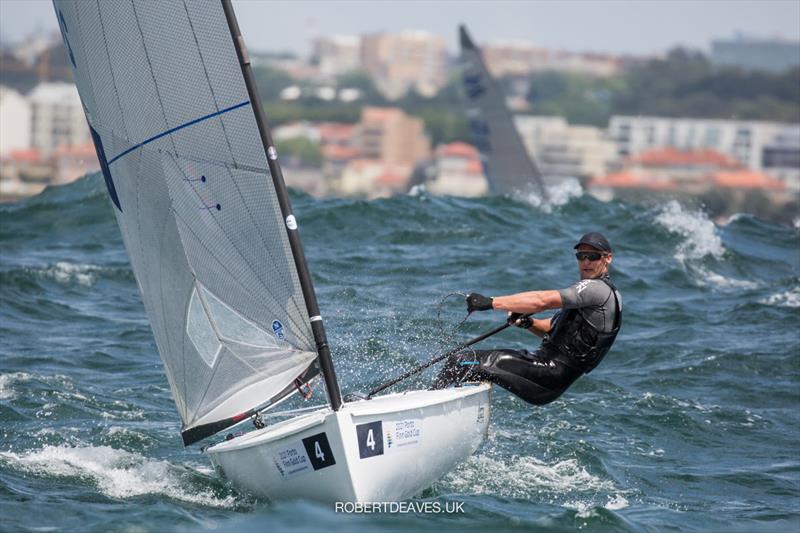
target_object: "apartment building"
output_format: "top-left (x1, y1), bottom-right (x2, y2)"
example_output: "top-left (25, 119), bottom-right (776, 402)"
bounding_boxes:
top-left (313, 35), bottom-right (362, 78)
top-left (0, 86), bottom-right (32, 157)
top-left (515, 115), bottom-right (617, 180)
top-left (608, 116), bottom-right (800, 188)
top-left (337, 107), bottom-right (431, 196)
top-left (360, 31), bottom-right (447, 99)
top-left (481, 41), bottom-right (622, 79)
top-left (27, 82), bottom-right (90, 156)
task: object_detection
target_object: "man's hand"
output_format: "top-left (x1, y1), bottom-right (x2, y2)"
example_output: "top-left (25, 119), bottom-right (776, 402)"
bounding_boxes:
top-left (508, 312), bottom-right (533, 329)
top-left (466, 293), bottom-right (493, 313)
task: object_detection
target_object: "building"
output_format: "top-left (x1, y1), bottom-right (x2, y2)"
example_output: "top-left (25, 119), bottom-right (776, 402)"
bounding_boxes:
top-left (608, 116), bottom-right (800, 190)
top-left (425, 142), bottom-right (488, 197)
top-left (761, 126), bottom-right (800, 192)
top-left (588, 147), bottom-right (787, 212)
top-left (0, 86), bottom-right (32, 157)
top-left (313, 35), bottom-right (362, 78)
top-left (334, 107), bottom-right (431, 196)
top-left (356, 107), bottom-right (430, 168)
top-left (711, 35), bottom-right (800, 73)
top-left (515, 116), bottom-right (617, 180)
top-left (481, 41), bottom-right (548, 78)
top-left (27, 82), bottom-right (90, 156)
top-left (481, 41), bottom-right (622, 79)
top-left (546, 50), bottom-right (621, 78)
top-left (360, 31), bottom-right (447, 99)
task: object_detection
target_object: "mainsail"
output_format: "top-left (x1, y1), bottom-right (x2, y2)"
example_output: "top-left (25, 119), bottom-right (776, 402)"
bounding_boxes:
top-left (53, 0), bottom-right (339, 444)
top-left (459, 25), bottom-right (548, 199)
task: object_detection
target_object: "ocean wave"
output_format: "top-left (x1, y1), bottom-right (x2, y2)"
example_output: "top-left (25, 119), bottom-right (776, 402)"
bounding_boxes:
top-left (43, 262), bottom-right (103, 287)
top-left (759, 287), bottom-right (800, 308)
top-left (696, 267), bottom-right (760, 291)
top-left (653, 201), bottom-right (763, 291)
top-left (0, 445), bottom-right (237, 508)
top-left (0, 372), bottom-right (32, 400)
top-left (515, 177), bottom-right (584, 212)
top-left (441, 453), bottom-right (616, 500)
top-left (654, 200), bottom-right (724, 263)
top-left (0, 262), bottom-right (132, 291)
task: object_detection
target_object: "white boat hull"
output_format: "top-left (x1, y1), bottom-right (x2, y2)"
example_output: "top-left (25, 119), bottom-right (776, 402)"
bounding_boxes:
top-left (206, 383), bottom-right (491, 502)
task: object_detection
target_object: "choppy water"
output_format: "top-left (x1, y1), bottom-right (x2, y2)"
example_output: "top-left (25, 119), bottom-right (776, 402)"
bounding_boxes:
top-left (1, 174), bottom-right (798, 532)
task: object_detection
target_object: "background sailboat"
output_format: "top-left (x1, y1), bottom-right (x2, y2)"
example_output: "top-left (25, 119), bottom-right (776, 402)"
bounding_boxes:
top-left (459, 24), bottom-right (549, 200)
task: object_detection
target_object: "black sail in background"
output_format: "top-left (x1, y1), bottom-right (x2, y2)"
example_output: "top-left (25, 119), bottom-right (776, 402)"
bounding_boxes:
top-left (459, 25), bottom-right (548, 199)
top-left (52, 0), bottom-right (321, 440)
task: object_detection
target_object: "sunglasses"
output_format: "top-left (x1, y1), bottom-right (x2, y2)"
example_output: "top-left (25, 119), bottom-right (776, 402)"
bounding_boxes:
top-left (575, 252), bottom-right (607, 261)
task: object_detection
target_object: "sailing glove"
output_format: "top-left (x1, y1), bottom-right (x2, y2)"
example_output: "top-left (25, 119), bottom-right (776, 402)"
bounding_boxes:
top-left (466, 293), bottom-right (493, 313)
top-left (508, 313), bottom-right (533, 329)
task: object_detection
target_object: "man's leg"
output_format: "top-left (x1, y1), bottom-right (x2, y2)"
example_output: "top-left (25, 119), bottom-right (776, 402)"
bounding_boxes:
top-left (432, 349), bottom-right (582, 405)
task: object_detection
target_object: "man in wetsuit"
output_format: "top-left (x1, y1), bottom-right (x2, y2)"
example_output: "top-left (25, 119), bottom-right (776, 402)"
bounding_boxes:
top-left (432, 232), bottom-right (622, 405)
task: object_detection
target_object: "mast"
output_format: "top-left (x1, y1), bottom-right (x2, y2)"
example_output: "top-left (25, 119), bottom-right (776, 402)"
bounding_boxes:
top-left (221, 0), bottom-right (342, 411)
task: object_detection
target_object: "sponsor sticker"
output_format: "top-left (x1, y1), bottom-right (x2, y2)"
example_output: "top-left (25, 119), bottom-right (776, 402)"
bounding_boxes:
top-left (273, 442), bottom-right (312, 479)
top-left (267, 146), bottom-right (278, 160)
top-left (385, 419), bottom-right (422, 451)
top-left (273, 433), bottom-right (336, 480)
top-left (272, 320), bottom-right (285, 340)
top-left (285, 214), bottom-right (297, 230)
top-left (476, 406), bottom-right (485, 424)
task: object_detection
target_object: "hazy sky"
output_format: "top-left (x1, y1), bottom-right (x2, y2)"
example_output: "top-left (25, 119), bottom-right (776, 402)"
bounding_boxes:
top-left (1, 0), bottom-right (799, 57)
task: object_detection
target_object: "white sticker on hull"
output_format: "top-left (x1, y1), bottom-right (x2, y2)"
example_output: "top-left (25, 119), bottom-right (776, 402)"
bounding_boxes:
top-left (385, 419), bottom-right (422, 451)
top-left (273, 432), bottom-right (336, 479)
top-left (273, 443), bottom-right (312, 479)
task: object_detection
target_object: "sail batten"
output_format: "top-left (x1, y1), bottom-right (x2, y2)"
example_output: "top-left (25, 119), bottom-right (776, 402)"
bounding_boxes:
top-left (54, 0), bottom-right (321, 438)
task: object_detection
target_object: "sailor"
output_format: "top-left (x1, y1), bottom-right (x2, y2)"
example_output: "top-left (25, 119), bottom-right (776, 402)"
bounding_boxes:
top-left (433, 232), bottom-right (622, 405)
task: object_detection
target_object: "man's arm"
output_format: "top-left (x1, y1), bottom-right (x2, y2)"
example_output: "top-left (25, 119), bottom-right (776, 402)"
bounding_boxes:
top-left (528, 317), bottom-right (552, 338)
top-left (492, 290), bottom-right (562, 314)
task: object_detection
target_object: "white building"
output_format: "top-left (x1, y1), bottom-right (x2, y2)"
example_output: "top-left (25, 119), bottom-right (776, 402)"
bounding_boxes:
top-left (515, 116), bottom-right (618, 179)
top-left (609, 116), bottom-right (800, 170)
top-left (0, 86), bottom-right (32, 157)
top-left (27, 82), bottom-right (90, 156)
top-left (313, 35), bottom-right (362, 78)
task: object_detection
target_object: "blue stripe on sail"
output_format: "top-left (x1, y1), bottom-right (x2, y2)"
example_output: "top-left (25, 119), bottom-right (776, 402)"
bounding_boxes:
top-left (108, 100), bottom-right (251, 165)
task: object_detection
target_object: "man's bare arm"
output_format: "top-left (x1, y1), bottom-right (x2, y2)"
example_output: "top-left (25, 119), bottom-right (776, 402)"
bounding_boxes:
top-left (529, 317), bottom-right (552, 338)
top-left (493, 290), bottom-right (562, 314)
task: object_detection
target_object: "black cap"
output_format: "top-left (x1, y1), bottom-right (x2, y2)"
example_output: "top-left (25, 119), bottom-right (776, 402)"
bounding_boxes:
top-left (574, 232), bottom-right (612, 252)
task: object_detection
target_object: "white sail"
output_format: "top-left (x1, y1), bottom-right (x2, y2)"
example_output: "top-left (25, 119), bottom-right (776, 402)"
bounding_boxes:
top-left (53, 0), bottom-right (318, 435)
top-left (459, 25), bottom-right (548, 198)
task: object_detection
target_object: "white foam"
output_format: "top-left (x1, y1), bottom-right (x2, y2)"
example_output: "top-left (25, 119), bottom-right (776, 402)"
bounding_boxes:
top-left (654, 201), bottom-right (762, 291)
top-left (516, 177), bottom-right (584, 212)
top-left (0, 445), bottom-right (236, 508)
top-left (697, 268), bottom-right (759, 290)
top-left (760, 287), bottom-right (800, 308)
top-left (442, 453), bottom-right (615, 500)
top-left (654, 201), bottom-right (724, 263)
top-left (42, 262), bottom-right (102, 286)
top-left (0, 372), bottom-right (32, 400)
top-left (407, 184), bottom-right (427, 197)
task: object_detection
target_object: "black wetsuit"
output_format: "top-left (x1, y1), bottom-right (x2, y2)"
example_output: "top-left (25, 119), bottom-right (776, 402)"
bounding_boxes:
top-left (433, 275), bottom-right (622, 405)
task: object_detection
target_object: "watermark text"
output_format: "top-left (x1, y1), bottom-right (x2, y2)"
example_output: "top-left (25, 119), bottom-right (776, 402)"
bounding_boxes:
top-left (334, 501), bottom-right (465, 514)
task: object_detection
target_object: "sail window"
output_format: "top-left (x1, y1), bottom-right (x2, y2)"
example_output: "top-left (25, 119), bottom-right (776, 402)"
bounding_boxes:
top-left (187, 287), bottom-right (222, 367)
top-left (199, 286), bottom-right (280, 348)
